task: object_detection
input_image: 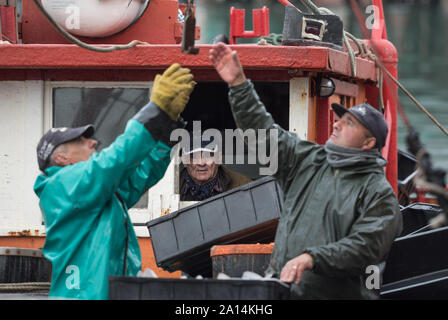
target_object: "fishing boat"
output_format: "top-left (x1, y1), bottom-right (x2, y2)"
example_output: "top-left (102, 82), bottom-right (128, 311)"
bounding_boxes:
top-left (0, 0), bottom-right (446, 299)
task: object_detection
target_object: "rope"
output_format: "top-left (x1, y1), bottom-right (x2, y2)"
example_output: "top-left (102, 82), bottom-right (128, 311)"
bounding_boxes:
top-left (382, 66), bottom-right (448, 136)
top-left (344, 0), bottom-right (448, 137)
top-left (344, 31), bottom-right (364, 56)
top-left (0, 282), bottom-right (51, 293)
top-left (33, 0), bottom-right (149, 52)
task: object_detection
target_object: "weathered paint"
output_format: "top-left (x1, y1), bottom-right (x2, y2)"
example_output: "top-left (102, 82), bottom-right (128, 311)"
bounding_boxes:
top-left (21, 0), bottom-right (194, 45)
top-left (0, 81), bottom-right (44, 233)
top-left (210, 243), bottom-right (274, 257)
top-left (289, 77), bottom-right (310, 140)
top-left (0, 5), bottom-right (17, 43)
top-left (0, 45), bottom-right (377, 82)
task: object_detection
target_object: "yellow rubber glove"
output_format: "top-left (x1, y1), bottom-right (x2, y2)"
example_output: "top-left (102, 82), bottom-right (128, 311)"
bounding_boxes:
top-left (151, 63), bottom-right (195, 120)
top-left (169, 81), bottom-right (197, 119)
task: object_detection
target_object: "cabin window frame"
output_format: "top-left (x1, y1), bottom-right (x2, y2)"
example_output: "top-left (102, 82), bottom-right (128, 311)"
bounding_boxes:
top-left (43, 80), bottom-right (159, 237)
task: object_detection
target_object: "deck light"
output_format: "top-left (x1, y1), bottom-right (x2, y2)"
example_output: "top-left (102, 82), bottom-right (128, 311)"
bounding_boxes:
top-left (316, 76), bottom-right (336, 98)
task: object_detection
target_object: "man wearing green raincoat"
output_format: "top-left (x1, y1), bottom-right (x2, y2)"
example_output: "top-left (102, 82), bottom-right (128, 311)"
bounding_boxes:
top-left (34, 64), bottom-right (196, 300)
top-left (210, 43), bottom-right (402, 299)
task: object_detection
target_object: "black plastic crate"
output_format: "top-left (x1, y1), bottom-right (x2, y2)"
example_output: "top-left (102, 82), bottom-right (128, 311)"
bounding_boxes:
top-left (109, 276), bottom-right (290, 300)
top-left (381, 268), bottom-right (448, 299)
top-left (147, 176), bottom-right (283, 277)
top-left (383, 226), bottom-right (448, 284)
top-left (400, 203), bottom-right (442, 236)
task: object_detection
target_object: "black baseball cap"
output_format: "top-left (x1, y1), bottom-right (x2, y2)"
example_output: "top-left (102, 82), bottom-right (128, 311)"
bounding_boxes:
top-left (331, 103), bottom-right (388, 150)
top-left (36, 125), bottom-right (94, 171)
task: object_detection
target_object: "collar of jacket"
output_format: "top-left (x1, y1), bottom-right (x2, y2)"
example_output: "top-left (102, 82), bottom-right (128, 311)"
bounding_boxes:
top-left (324, 141), bottom-right (387, 171)
top-left (34, 166), bottom-right (63, 197)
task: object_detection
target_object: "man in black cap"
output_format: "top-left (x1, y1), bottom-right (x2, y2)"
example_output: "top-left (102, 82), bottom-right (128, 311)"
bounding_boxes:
top-left (179, 133), bottom-right (251, 201)
top-left (209, 42), bottom-right (402, 299)
top-left (34, 63), bottom-right (195, 300)
top-left (36, 125), bottom-right (97, 171)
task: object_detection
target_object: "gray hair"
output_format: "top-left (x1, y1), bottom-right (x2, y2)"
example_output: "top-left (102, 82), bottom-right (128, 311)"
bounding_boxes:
top-left (48, 143), bottom-right (68, 168)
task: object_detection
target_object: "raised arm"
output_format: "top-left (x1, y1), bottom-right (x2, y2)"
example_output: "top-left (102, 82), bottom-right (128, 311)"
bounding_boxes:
top-left (209, 43), bottom-right (319, 184)
top-left (49, 64), bottom-right (195, 210)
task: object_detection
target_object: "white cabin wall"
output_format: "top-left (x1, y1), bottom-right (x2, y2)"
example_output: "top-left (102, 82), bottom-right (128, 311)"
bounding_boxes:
top-left (0, 81), bottom-right (45, 236)
top-left (289, 77), bottom-right (310, 140)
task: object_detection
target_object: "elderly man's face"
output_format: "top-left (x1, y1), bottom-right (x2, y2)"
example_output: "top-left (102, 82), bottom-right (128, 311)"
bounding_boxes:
top-left (182, 152), bottom-right (220, 185)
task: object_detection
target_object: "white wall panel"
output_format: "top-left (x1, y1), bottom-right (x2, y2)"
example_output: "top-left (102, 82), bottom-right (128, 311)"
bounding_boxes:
top-left (0, 81), bottom-right (45, 235)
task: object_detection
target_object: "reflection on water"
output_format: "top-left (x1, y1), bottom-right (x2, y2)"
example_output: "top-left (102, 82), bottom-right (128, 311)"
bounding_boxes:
top-left (197, 0), bottom-right (448, 172)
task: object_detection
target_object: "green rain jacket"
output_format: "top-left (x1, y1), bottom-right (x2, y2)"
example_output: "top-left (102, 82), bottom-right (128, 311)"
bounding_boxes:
top-left (33, 102), bottom-right (183, 300)
top-left (229, 80), bottom-right (403, 299)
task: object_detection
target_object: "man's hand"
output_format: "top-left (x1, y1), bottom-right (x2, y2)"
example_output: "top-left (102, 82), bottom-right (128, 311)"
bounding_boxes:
top-left (280, 253), bottom-right (314, 285)
top-left (209, 42), bottom-right (247, 87)
top-left (151, 63), bottom-right (196, 120)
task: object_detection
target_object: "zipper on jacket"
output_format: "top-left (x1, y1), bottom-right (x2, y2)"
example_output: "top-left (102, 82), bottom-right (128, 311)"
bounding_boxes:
top-left (115, 192), bottom-right (129, 275)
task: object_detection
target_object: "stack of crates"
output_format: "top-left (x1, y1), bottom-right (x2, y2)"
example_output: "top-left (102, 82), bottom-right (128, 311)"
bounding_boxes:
top-left (109, 176), bottom-right (290, 300)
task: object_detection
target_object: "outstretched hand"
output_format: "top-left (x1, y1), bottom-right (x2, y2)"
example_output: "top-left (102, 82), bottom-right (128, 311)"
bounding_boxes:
top-left (209, 42), bottom-right (247, 87)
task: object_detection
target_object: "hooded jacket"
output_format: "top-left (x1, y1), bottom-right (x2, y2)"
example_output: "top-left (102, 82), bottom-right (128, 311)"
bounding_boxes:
top-left (34, 102), bottom-right (183, 300)
top-left (228, 80), bottom-right (403, 299)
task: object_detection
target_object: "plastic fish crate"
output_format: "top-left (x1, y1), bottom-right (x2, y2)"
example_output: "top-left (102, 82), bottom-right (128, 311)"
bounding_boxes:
top-left (146, 176), bottom-right (283, 277)
top-left (383, 225), bottom-right (448, 285)
top-left (210, 244), bottom-right (274, 278)
top-left (109, 276), bottom-right (290, 300)
top-left (400, 203), bottom-right (441, 236)
top-left (381, 268), bottom-right (448, 299)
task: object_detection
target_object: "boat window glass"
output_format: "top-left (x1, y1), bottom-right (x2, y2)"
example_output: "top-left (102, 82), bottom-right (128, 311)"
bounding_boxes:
top-left (52, 86), bottom-right (150, 209)
top-left (178, 81), bottom-right (289, 194)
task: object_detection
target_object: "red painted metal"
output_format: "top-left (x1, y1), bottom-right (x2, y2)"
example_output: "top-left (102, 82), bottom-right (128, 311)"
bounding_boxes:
top-left (277, 0), bottom-right (295, 7)
top-left (0, 44), bottom-right (378, 81)
top-left (210, 243), bottom-right (274, 257)
top-left (316, 97), bottom-right (331, 145)
top-left (21, 0), bottom-right (199, 45)
top-left (0, 5), bottom-right (17, 43)
top-left (332, 79), bottom-right (359, 97)
top-left (0, 68), bottom-right (295, 82)
top-left (229, 6), bottom-right (270, 45)
top-left (365, 0), bottom-right (399, 195)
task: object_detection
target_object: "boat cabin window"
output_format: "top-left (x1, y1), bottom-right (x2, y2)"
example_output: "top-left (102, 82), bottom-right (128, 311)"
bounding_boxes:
top-left (46, 80), bottom-right (289, 219)
top-left (50, 83), bottom-right (151, 209)
top-left (178, 81), bottom-right (289, 194)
